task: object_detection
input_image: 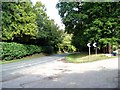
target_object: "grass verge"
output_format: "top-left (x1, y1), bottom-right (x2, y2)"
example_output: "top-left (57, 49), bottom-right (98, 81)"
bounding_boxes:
top-left (65, 52), bottom-right (118, 63)
top-left (0, 53), bottom-right (47, 64)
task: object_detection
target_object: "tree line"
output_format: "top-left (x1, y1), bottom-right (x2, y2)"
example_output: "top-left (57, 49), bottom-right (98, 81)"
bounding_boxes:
top-left (56, 2), bottom-right (120, 53)
top-left (1, 0), bottom-right (64, 52)
top-left (1, 0), bottom-right (119, 55)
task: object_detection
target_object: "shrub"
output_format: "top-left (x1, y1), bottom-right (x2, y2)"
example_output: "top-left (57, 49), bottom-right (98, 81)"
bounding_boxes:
top-left (1, 42), bottom-right (42, 61)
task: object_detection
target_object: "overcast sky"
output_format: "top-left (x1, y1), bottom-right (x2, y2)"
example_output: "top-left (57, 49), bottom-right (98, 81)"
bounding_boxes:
top-left (31, 0), bottom-right (65, 29)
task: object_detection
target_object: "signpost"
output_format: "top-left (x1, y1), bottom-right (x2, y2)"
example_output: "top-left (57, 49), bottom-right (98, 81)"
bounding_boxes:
top-left (87, 42), bottom-right (98, 56)
top-left (87, 43), bottom-right (91, 56)
top-left (93, 42), bottom-right (97, 55)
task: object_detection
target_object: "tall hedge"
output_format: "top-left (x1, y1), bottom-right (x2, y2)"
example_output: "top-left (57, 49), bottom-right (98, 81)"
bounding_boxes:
top-left (0, 42), bottom-right (42, 61)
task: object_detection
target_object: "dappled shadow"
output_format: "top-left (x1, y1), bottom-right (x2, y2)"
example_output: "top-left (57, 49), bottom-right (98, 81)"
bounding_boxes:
top-left (2, 68), bottom-right (119, 88)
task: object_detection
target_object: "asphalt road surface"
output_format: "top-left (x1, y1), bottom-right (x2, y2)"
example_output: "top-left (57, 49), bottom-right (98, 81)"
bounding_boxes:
top-left (0, 53), bottom-right (68, 82)
top-left (0, 54), bottom-right (119, 88)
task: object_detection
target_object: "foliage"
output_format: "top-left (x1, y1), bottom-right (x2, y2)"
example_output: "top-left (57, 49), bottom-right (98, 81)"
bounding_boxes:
top-left (33, 2), bottom-right (63, 49)
top-left (56, 2), bottom-right (120, 52)
top-left (2, 1), bottom-right (38, 42)
top-left (1, 1), bottom-right (63, 53)
top-left (33, 1), bottom-right (48, 39)
top-left (1, 42), bottom-right (42, 60)
top-left (58, 33), bottom-right (76, 53)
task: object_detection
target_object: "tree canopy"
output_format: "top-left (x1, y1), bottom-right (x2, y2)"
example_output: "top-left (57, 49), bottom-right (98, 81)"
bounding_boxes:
top-left (58, 33), bottom-right (76, 53)
top-left (2, 1), bottom-right (63, 52)
top-left (2, 1), bottom-right (37, 41)
top-left (33, 1), bottom-right (63, 49)
top-left (56, 2), bottom-right (120, 52)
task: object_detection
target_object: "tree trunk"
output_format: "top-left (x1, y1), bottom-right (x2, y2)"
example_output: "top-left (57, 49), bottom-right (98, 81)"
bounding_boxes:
top-left (108, 43), bottom-right (111, 54)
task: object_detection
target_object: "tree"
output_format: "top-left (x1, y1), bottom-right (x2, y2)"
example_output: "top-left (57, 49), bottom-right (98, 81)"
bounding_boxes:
top-left (58, 33), bottom-right (76, 53)
top-left (0, 1), bottom-right (1, 41)
top-left (56, 2), bottom-right (120, 52)
top-left (33, 1), bottom-right (48, 39)
top-left (2, 1), bottom-right (63, 52)
top-left (45, 19), bottom-right (64, 48)
top-left (33, 1), bottom-right (63, 51)
top-left (2, 1), bottom-right (38, 43)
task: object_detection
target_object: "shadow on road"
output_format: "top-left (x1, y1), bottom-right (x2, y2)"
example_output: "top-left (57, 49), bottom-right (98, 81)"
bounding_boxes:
top-left (2, 68), bottom-right (119, 88)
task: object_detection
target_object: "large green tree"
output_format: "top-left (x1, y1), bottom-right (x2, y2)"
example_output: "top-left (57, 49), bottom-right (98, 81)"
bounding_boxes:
top-left (2, 1), bottom-right (63, 52)
top-left (33, 1), bottom-right (63, 51)
top-left (2, 1), bottom-right (37, 42)
top-left (56, 2), bottom-right (120, 52)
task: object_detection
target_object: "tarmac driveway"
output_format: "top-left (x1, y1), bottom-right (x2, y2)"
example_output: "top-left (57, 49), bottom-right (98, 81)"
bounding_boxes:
top-left (1, 57), bottom-right (119, 88)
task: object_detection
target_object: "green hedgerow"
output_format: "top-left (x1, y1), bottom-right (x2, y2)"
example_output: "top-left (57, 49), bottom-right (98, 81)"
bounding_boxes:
top-left (0, 42), bottom-right (42, 61)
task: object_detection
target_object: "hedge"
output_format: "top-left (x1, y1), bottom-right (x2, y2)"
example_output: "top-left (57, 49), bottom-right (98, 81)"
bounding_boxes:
top-left (0, 42), bottom-right (42, 61)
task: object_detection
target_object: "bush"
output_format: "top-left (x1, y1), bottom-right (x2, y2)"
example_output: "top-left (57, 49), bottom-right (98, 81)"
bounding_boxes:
top-left (1, 42), bottom-right (42, 61)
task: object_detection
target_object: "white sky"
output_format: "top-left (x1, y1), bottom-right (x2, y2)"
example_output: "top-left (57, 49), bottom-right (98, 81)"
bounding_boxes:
top-left (31, 0), bottom-right (65, 30)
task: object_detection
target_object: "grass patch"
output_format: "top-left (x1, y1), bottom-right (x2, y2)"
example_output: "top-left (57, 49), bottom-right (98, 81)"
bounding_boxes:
top-left (65, 52), bottom-right (117, 63)
top-left (0, 53), bottom-right (47, 64)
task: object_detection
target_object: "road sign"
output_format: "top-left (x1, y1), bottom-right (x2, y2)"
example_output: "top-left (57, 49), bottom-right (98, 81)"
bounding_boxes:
top-left (87, 43), bottom-right (91, 56)
top-left (93, 42), bottom-right (97, 47)
top-left (87, 43), bottom-right (91, 47)
top-left (93, 42), bottom-right (97, 55)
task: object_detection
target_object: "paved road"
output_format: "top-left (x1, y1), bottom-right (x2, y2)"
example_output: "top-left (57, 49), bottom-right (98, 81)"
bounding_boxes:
top-left (0, 55), bottom-right (119, 88)
top-left (1, 54), bottom-right (67, 72)
top-left (0, 53), bottom-right (68, 83)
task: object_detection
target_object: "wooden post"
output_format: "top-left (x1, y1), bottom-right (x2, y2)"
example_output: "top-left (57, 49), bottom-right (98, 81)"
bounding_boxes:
top-left (95, 47), bottom-right (97, 55)
top-left (88, 47), bottom-right (90, 60)
top-left (108, 43), bottom-right (111, 54)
